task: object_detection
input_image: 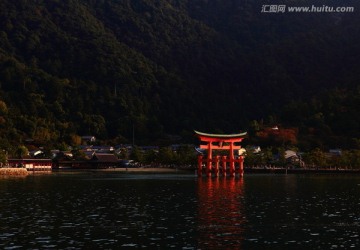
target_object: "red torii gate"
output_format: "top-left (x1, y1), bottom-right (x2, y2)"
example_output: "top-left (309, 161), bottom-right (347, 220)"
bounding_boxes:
top-left (195, 130), bottom-right (246, 177)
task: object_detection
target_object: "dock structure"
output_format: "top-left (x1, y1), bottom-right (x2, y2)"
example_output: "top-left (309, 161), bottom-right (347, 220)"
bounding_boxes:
top-left (195, 130), bottom-right (246, 177)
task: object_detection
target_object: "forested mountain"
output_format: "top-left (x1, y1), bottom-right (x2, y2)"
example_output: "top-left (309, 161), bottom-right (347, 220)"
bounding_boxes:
top-left (0, 0), bottom-right (360, 153)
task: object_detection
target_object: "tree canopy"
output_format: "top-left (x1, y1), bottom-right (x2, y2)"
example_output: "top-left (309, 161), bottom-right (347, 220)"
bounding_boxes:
top-left (0, 0), bottom-right (359, 153)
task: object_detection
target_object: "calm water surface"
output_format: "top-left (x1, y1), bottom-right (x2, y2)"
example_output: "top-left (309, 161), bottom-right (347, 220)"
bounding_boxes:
top-left (0, 172), bottom-right (360, 249)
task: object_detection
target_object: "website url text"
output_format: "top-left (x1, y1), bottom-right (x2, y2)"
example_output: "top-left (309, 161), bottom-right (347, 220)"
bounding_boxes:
top-left (261, 5), bottom-right (355, 13)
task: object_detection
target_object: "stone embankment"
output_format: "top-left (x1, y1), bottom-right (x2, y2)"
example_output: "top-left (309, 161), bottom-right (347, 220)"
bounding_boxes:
top-left (0, 168), bottom-right (28, 176)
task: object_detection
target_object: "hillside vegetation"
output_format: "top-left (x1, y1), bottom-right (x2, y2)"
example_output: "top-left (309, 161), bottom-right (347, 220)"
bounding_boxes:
top-left (0, 0), bottom-right (359, 154)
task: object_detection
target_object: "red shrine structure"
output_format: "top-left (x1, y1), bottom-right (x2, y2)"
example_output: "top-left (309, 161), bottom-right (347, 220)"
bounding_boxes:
top-left (195, 130), bottom-right (247, 177)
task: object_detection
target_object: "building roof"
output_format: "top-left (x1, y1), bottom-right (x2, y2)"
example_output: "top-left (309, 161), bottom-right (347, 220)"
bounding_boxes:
top-left (92, 153), bottom-right (119, 163)
top-left (81, 136), bottom-right (96, 142)
top-left (8, 158), bottom-right (52, 163)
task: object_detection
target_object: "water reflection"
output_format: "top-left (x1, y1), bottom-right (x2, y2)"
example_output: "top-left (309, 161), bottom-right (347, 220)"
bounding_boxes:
top-left (197, 177), bottom-right (246, 249)
top-left (1, 174), bottom-right (360, 249)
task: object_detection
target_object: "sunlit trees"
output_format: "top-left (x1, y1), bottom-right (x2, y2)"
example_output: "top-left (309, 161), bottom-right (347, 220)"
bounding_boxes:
top-left (130, 146), bottom-right (144, 164)
top-left (302, 148), bottom-right (328, 168)
top-left (0, 150), bottom-right (7, 166)
top-left (176, 145), bottom-right (197, 166)
top-left (348, 150), bottom-right (360, 169)
top-left (157, 147), bottom-right (175, 166)
top-left (15, 145), bottom-right (29, 159)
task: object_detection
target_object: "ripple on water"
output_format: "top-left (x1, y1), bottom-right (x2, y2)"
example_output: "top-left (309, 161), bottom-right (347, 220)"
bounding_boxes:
top-left (0, 233), bottom-right (16, 238)
top-left (4, 246), bottom-right (23, 250)
top-left (121, 243), bottom-right (137, 247)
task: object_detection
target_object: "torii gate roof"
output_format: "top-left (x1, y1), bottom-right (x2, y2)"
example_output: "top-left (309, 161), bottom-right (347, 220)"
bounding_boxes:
top-left (194, 130), bottom-right (247, 142)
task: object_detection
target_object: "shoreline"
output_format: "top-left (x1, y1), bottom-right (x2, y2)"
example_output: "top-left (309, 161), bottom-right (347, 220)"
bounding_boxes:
top-left (52, 167), bottom-right (194, 173)
top-left (2, 167), bottom-right (360, 176)
top-left (52, 167), bottom-right (360, 175)
top-left (244, 168), bottom-right (360, 174)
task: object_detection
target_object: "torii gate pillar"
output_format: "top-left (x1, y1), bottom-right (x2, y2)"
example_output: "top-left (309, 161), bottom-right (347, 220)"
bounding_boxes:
top-left (195, 130), bottom-right (246, 177)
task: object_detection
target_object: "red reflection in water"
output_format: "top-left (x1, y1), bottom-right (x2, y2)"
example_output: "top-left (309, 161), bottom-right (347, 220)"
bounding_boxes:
top-left (197, 177), bottom-right (246, 249)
